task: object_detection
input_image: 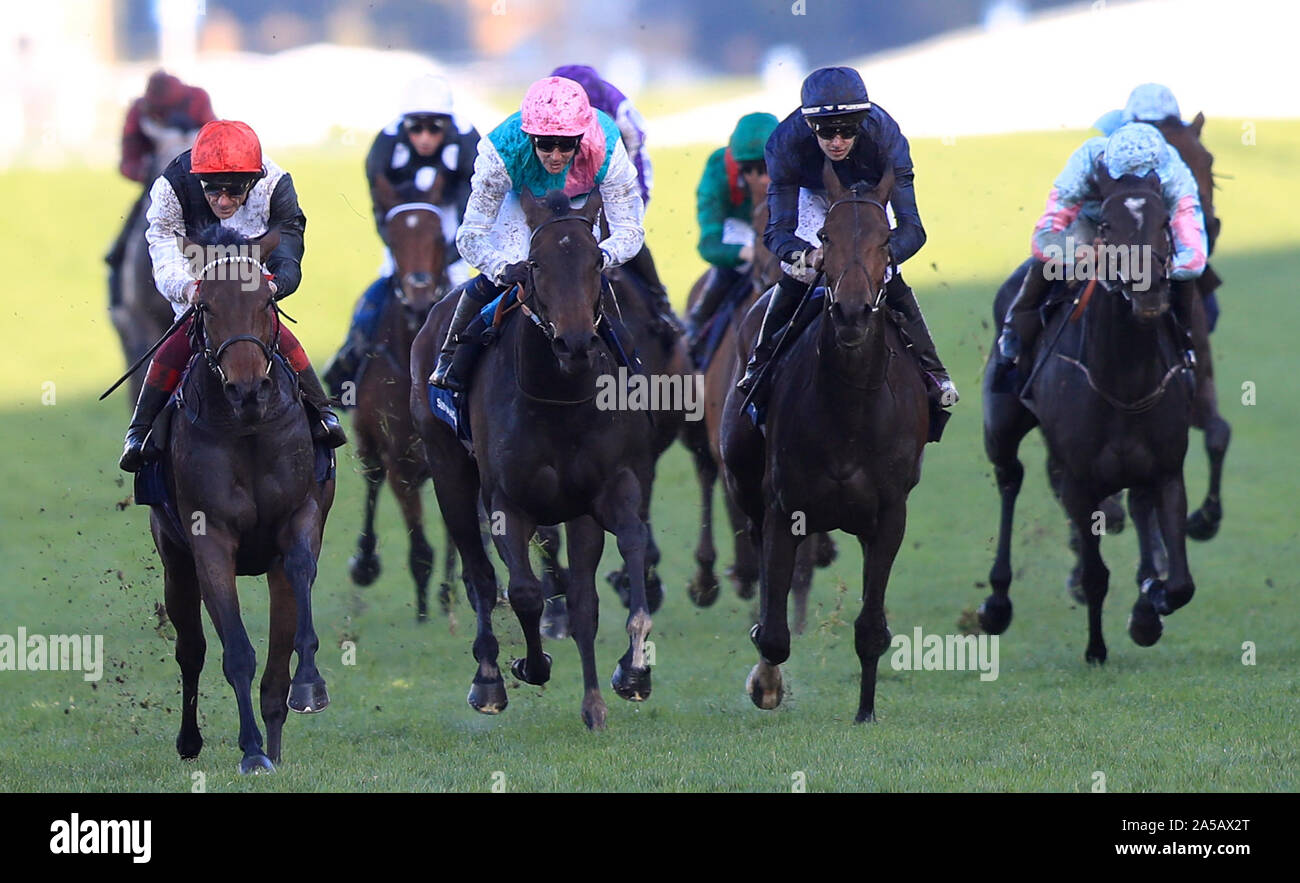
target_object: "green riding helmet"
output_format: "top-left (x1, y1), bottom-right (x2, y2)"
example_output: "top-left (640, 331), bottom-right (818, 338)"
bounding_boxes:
top-left (729, 112), bottom-right (779, 163)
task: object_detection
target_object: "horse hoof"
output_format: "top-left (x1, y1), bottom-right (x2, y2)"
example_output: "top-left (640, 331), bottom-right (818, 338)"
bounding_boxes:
top-left (854, 710), bottom-right (877, 724)
top-left (348, 552), bottom-right (381, 586)
top-left (288, 680), bottom-right (329, 714)
top-left (1066, 566), bottom-right (1085, 604)
top-left (1128, 599), bottom-right (1164, 647)
top-left (438, 582), bottom-right (454, 614)
top-left (540, 596), bottom-right (570, 641)
top-left (510, 652), bottom-right (552, 686)
top-left (977, 596), bottom-right (1013, 635)
top-left (687, 571), bottom-right (720, 607)
top-left (1085, 646), bottom-right (1108, 665)
top-left (1100, 494), bottom-right (1126, 534)
top-left (745, 663), bottom-right (783, 710)
top-left (1187, 505), bottom-right (1222, 541)
top-left (176, 731), bottom-right (203, 760)
top-left (581, 694), bottom-right (608, 731)
top-left (467, 677), bottom-right (508, 714)
top-left (238, 754), bottom-right (275, 775)
top-left (416, 604), bottom-right (428, 623)
top-left (611, 663), bottom-right (652, 702)
top-left (728, 566), bottom-right (756, 600)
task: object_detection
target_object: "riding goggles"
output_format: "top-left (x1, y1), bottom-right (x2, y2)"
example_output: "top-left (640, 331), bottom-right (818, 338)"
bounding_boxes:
top-left (530, 134), bottom-right (583, 154)
top-left (812, 121), bottom-right (860, 141)
top-left (739, 160), bottom-right (767, 176)
top-left (404, 115), bottom-right (452, 135)
top-left (199, 175), bottom-right (257, 199)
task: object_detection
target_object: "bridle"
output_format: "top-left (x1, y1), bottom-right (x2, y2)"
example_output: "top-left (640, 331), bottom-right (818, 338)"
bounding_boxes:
top-left (383, 202), bottom-right (448, 313)
top-left (192, 256), bottom-right (282, 384)
top-left (1094, 189), bottom-right (1173, 300)
top-left (516, 214), bottom-right (605, 342)
top-left (818, 191), bottom-right (892, 309)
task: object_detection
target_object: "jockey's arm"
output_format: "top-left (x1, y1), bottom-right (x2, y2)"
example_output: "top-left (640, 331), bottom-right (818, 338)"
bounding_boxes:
top-left (264, 174), bottom-right (307, 299)
top-left (615, 99), bottom-right (652, 204)
top-left (696, 150), bottom-right (744, 267)
top-left (120, 103), bottom-right (152, 184)
top-left (881, 123), bottom-right (926, 264)
top-left (1031, 138), bottom-right (1104, 267)
top-left (1159, 153), bottom-right (1208, 280)
top-left (595, 138), bottom-right (646, 269)
top-left (144, 177), bottom-right (197, 305)
top-left (762, 169), bottom-right (812, 265)
top-left (456, 140), bottom-right (514, 282)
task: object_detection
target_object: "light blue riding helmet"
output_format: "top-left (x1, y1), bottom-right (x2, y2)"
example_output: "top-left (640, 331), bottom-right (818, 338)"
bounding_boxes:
top-left (1103, 122), bottom-right (1168, 179)
top-left (1094, 83), bottom-right (1182, 135)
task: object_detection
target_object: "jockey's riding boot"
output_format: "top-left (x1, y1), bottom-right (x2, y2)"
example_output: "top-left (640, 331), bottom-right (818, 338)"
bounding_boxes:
top-left (998, 258), bottom-right (1052, 375)
top-left (295, 365), bottom-right (348, 449)
top-left (119, 382), bottom-right (174, 473)
top-left (686, 266), bottom-right (740, 346)
top-left (885, 274), bottom-right (959, 406)
top-left (735, 274), bottom-right (807, 395)
top-left (431, 283), bottom-right (492, 392)
top-left (626, 245), bottom-right (683, 339)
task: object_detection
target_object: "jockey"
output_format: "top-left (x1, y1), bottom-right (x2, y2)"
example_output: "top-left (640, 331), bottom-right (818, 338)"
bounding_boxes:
top-left (119, 119), bottom-right (347, 472)
top-left (1096, 82), bottom-right (1223, 331)
top-left (995, 121), bottom-right (1208, 374)
top-left (428, 76), bottom-right (645, 392)
top-left (736, 66), bottom-right (957, 406)
top-left (107, 70), bottom-right (216, 308)
top-left (685, 112), bottom-right (779, 344)
top-left (323, 74), bottom-right (481, 395)
top-left (550, 64), bottom-right (676, 336)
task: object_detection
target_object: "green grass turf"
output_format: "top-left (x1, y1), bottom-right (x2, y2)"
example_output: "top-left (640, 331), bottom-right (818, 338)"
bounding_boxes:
top-left (0, 118), bottom-right (1295, 791)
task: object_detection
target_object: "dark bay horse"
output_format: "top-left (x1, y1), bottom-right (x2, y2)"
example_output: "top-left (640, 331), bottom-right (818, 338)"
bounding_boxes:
top-left (149, 227), bottom-right (335, 773)
top-left (981, 168), bottom-right (1197, 662)
top-left (1156, 112), bottom-right (1230, 541)
top-left (681, 172), bottom-right (833, 630)
top-left (346, 175), bottom-right (456, 620)
top-left (410, 189), bottom-right (656, 730)
top-left (721, 166), bottom-right (930, 722)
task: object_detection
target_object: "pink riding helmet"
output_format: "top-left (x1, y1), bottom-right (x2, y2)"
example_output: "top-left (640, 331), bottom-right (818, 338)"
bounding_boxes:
top-left (520, 77), bottom-right (594, 136)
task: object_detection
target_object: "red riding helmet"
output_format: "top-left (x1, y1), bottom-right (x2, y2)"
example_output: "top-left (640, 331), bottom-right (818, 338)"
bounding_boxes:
top-left (191, 120), bottom-right (263, 174)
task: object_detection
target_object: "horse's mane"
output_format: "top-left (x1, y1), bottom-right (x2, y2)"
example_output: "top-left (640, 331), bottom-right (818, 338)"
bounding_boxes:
top-left (192, 223), bottom-right (259, 248)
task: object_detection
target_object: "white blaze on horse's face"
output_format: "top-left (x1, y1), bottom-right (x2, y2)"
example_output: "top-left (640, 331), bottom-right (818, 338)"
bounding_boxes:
top-left (1124, 197), bottom-right (1146, 230)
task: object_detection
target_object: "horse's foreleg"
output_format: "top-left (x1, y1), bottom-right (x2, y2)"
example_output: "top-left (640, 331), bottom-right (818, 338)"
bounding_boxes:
top-left (1061, 484), bottom-right (1110, 665)
top-left (687, 435), bottom-right (720, 607)
top-left (564, 515), bottom-right (608, 730)
top-left (724, 490), bottom-right (760, 600)
top-left (1147, 474), bottom-right (1196, 617)
top-left (600, 469), bottom-right (653, 702)
top-left (349, 450), bottom-right (384, 586)
top-left (790, 538), bottom-right (816, 636)
top-left (279, 501), bottom-right (329, 716)
top-left (747, 503), bottom-right (800, 710)
top-left (1187, 290), bottom-right (1228, 541)
top-left (388, 461), bottom-right (433, 621)
top-left (262, 563), bottom-right (297, 765)
top-left (489, 494), bottom-right (551, 688)
top-left (160, 530), bottom-right (205, 760)
top-left (192, 534), bottom-right (271, 773)
top-left (981, 402), bottom-right (1034, 634)
top-left (855, 504), bottom-right (906, 723)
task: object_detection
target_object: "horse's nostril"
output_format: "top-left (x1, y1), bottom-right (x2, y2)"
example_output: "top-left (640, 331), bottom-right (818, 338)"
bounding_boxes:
top-left (224, 382), bottom-right (239, 400)
top-left (553, 337), bottom-right (570, 355)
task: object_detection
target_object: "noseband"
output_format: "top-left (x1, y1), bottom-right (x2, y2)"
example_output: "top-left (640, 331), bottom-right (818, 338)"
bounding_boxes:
top-left (193, 256), bottom-right (282, 384)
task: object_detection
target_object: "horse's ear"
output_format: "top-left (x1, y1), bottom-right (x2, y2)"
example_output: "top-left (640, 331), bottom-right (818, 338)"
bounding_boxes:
top-left (519, 187), bottom-right (547, 228)
top-left (821, 160), bottom-right (847, 202)
top-left (1095, 158), bottom-right (1115, 194)
top-left (580, 190), bottom-right (604, 225)
top-left (873, 167), bottom-right (895, 204)
top-left (1190, 111), bottom-right (1205, 137)
top-left (256, 226), bottom-right (281, 260)
top-left (372, 174), bottom-right (400, 214)
top-left (1142, 169), bottom-right (1161, 191)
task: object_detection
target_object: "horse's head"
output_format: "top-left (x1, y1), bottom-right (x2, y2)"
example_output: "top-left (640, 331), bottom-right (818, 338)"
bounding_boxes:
top-left (184, 226), bottom-right (282, 423)
top-left (375, 175), bottom-right (447, 319)
top-left (1095, 164), bottom-right (1172, 324)
top-left (519, 188), bottom-right (605, 376)
top-left (1155, 112), bottom-right (1220, 252)
top-left (817, 162), bottom-right (894, 347)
